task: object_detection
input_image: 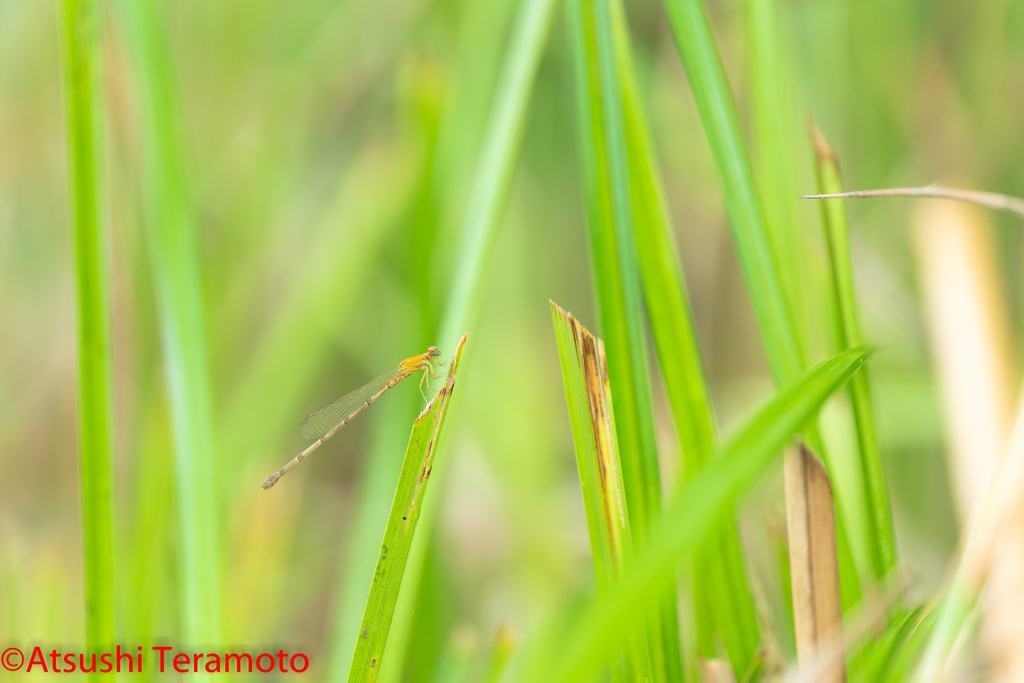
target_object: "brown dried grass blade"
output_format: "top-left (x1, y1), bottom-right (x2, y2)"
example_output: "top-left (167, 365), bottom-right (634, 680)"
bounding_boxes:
top-left (785, 443), bottom-right (846, 683)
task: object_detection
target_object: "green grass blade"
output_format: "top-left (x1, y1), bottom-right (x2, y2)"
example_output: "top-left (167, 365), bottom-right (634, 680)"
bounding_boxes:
top-left (855, 607), bottom-right (932, 683)
top-left (514, 347), bottom-right (872, 683)
top-left (811, 127), bottom-right (897, 582)
top-left (659, 0), bottom-right (864, 610)
top-left (880, 612), bottom-right (935, 683)
top-left (57, 0), bottom-right (116, 670)
top-left (747, 0), bottom-right (808, 332)
top-left (550, 302), bottom-right (653, 682)
top-left (114, 0), bottom-right (225, 655)
top-left (568, 2), bottom-right (676, 677)
top-left (568, 0), bottom-right (660, 538)
top-left (436, 0), bottom-right (559, 353)
top-left (615, 25), bottom-right (711, 480)
top-left (326, 391), bottom-right (424, 682)
top-left (660, 0), bottom-right (802, 385)
top-left (614, 3), bottom-right (760, 676)
top-left (346, 333), bottom-right (468, 683)
top-left (380, 0), bottom-right (558, 677)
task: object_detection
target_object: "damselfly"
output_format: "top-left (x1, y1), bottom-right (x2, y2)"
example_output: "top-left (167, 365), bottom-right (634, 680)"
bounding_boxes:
top-left (261, 346), bottom-right (451, 490)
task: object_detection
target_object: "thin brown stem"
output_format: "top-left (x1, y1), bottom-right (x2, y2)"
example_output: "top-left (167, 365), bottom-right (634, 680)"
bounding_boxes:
top-left (802, 185), bottom-right (1024, 219)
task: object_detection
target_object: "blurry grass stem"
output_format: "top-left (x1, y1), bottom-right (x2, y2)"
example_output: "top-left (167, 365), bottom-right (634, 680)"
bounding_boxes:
top-left (747, 0), bottom-right (809, 334)
top-left (58, 0), bottom-right (116, 670)
top-left (910, 201), bottom-right (1018, 522)
top-left (911, 201), bottom-right (1024, 679)
top-left (917, 400), bottom-right (1024, 679)
top-left (115, 0), bottom-right (224, 655)
top-left (435, 0), bottom-right (558, 353)
top-left (477, 625), bottom-right (516, 683)
top-left (346, 334), bottom-right (467, 683)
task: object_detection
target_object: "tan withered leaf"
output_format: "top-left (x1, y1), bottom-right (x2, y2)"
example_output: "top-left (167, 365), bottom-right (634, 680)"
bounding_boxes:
top-left (785, 443), bottom-right (846, 683)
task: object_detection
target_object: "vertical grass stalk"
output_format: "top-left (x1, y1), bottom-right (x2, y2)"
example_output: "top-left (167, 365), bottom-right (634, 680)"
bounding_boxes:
top-left (568, 0), bottom-right (660, 540)
top-left (810, 127), bottom-right (897, 582)
top-left (658, 0), bottom-right (863, 609)
top-left (747, 0), bottom-right (808, 333)
top-left (379, 0), bottom-right (558, 677)
top-left (660, 0), bottom-right (802, 383)
top-left (613, 1), bottom-right (759, 675)
top-left (435, 0), bottom-right (560, 353)
top-left (568, 1), bottom-right (680, 677)
top-left (57, 0), bottom-right (116, 672)
top-left (114, 0), bottom-right (224, 656)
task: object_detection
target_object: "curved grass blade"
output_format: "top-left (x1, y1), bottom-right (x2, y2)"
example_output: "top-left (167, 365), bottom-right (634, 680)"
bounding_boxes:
top-left (58, 0), bottom-right (116, 671)
top-left (856, 607), bottom-right (933, 683)
top-left (346, 333), bottom-right (468, 683)
top-left (512, 347), bottom-right (872, 683)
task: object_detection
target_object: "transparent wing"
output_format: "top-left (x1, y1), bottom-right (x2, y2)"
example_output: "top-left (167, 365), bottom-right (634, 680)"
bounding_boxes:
top-left (301, 364), bottom-right (403, 439)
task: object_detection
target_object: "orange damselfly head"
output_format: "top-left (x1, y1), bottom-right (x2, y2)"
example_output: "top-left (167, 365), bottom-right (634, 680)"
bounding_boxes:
top-left (427, 346), bottom-right (441, 357)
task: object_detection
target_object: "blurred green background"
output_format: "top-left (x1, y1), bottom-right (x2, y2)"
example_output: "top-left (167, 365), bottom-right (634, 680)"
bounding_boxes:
top-left (1, 0), bottom-right (1023, 679)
